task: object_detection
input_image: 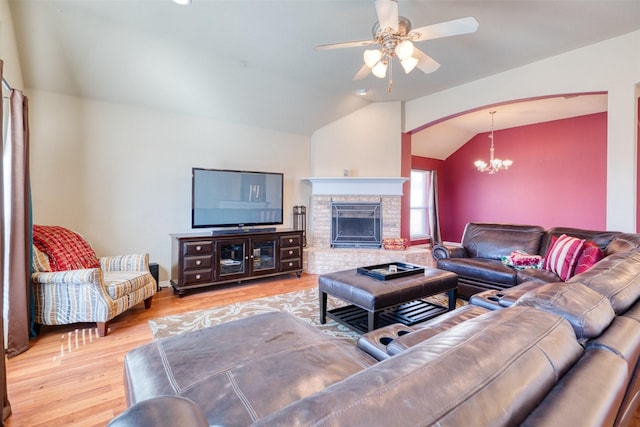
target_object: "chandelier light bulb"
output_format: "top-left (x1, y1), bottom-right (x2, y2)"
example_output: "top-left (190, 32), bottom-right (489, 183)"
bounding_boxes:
top-left (400, 56), bottom-right (419, 73)
top-left (371, 61), bottom-right (388, 78)
top-left (363, 49), bottom-right (382, 68)
top-left (395, 40), bottom-right (414, 60)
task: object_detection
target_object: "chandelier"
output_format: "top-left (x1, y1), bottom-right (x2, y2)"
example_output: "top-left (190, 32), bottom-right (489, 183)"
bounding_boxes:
top-left (474, 111), bottom-right (513, 174)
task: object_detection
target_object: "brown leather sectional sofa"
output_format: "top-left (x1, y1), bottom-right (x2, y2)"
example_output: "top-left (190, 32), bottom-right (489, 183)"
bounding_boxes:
top-left (432, 222), bottom-right (640, 299)
top-left (110, 224), bottom-right (640, 426)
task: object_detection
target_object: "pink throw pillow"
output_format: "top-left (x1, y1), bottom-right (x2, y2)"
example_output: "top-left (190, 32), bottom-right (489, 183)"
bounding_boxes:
top-left (573, 241), bottom-right (604, 275)
top-left (544, 234), bottom-right (585, 281)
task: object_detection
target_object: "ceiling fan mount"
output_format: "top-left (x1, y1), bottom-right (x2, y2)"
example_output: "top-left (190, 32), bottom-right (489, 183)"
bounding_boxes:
top-left (315, 0), bottom-right (479, 92)
top-left (372, 16), bottom-right (412, 39)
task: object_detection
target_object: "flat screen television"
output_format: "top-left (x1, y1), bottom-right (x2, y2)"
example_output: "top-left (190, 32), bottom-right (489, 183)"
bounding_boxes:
top-left (192, 168), bottom-right (284, 229)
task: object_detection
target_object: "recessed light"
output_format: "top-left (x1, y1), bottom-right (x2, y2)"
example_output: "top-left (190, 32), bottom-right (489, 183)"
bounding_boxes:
top-left (357, 89), bottom-right (368, 96)
top-left (173, 0), bottom-right (191, 5)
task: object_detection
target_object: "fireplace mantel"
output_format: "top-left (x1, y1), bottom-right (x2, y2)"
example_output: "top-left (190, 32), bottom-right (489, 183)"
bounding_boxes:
top-left (303, 177), bottom-right (408, 196)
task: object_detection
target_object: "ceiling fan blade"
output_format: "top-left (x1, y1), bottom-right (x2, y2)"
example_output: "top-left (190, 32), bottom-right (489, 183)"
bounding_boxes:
top-left (375, 0), bottom-right (399, 33)
top-left (413, 48), bottom-right (441, 74)
top-left (353, 64), bottom-right (371, 81)
top-left (315, 39), bottom-right (377, 50)
top-left (410, 17), bottom-right (479, 42)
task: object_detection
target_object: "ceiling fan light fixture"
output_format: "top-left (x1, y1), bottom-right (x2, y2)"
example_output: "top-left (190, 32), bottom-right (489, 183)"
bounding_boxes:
top-left (395, 40), bottom-right (414, 60)
top-left (400, 56), bottom-right (418, 73)
top-left (371, 61), bottom-right (388, 78)
top-left (363, 49), bottom-right (382, 68)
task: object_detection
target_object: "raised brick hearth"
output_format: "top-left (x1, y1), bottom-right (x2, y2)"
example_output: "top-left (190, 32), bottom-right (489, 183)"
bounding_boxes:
top-left (302, 178), bottom-right (432, 274)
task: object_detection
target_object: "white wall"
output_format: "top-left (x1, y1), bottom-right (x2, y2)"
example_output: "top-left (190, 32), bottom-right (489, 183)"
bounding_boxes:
top-left (405, 30), bottom-right (640, 232)
top-left (0, 0), bottom-right (24, 89)
top-left (28, 90), bottom-right (310, 282)
top-left (310, 101), bottom-right (403, 177)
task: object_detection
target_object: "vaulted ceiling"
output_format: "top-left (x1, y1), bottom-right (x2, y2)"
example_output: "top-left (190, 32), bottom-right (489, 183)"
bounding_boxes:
top-left (8, 0), bottom-right (640, 155)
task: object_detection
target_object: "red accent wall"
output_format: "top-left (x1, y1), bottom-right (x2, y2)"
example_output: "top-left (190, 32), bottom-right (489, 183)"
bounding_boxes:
top-left (430, 112), bottom-right (608, 242)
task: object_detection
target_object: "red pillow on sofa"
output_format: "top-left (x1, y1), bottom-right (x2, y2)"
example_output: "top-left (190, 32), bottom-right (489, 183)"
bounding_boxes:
top-left (544, 234), bottom-right (585, 281)
top-left (33, 225), bottom-right (100, 272)
top-left (573, 241), bottom-right (604, 276)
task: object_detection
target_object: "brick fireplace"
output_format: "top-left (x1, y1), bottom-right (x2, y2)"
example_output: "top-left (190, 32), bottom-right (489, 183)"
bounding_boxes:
top-left (303, 177), bottom-right (433, 274)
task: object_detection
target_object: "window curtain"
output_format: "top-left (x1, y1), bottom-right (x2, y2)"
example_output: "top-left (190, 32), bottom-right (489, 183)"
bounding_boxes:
top-left (0, 58), bottom-right (32, 424)
top-left (428, 170), bottom-right (442, 246)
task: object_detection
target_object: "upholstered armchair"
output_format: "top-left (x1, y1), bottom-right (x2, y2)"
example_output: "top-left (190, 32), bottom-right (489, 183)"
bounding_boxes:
top-left (31, 225), bottom-right (156, 336)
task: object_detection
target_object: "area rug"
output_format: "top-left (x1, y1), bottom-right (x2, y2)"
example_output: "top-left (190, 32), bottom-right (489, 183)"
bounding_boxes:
top-left (149, 288), bottom-right (361, 343)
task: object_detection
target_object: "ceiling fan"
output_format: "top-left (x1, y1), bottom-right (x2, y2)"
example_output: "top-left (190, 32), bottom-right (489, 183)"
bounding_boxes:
top-left (315, 0), bottom-right (479, 92)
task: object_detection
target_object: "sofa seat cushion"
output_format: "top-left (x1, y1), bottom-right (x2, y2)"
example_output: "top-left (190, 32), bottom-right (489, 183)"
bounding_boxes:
top-left (517, 268), bottom-right (562, 285)
top-left (256, 306), bottom-right (583, 426)
top-left (515, 282), bottom-right (615, 339)
top-left (124, 311), bottom-right (375, 427)
top-left (569, 251), bottom-right (640, 314)
top-left (103, 271), bottom-right (154, 300)
top-left (437, 258), bottom-right (517, 286)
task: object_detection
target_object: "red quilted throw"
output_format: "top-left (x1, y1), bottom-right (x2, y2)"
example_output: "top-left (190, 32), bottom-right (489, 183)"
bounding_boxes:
top-left (32, 225), bottom-right (100, 271)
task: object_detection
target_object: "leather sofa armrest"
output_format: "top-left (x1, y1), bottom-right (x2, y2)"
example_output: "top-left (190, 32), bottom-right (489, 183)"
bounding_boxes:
top-left (432, 243), bottom-right (468, 260)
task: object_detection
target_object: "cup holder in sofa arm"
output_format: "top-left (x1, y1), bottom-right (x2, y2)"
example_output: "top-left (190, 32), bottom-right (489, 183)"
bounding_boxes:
top-left (469, 290), bottom-right (505, 310)
top-left (357, 324), bottom-right (416, 361)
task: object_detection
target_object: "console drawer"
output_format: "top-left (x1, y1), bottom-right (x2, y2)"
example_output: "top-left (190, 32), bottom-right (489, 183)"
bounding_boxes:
top-left (281, 258), bottom-right (301, 272)
top-left (183, 255), bottom-right (213, 271)
top-left (280, 235), bottom-right (301, 248)
top-left (184, 270), bottom-right (213, 284)
top-left (280, 247), bottom-right (301, 259)
top-left (183, 241), bottom-right (214, 255)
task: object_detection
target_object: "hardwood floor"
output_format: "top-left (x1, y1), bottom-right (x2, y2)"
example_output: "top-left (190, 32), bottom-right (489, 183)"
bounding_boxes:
top-left (5, 273), bottom-right (640, 426)
top-left (5, 274), bottom-right (319, 427)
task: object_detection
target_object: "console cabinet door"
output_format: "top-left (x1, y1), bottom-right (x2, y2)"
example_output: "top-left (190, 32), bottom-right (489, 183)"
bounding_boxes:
top-left (250, 236), bottom-right (278, 276)
top-left (217, 238), bottom-right (248, 280)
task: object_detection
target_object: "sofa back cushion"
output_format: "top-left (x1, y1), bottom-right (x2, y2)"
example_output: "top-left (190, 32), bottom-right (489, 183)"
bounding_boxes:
top-left (461, 223), bottom-right (545, 260)
top-left (33, 225), bottom-right (100, 272)
top-left (515, 282), bottom-right (615, 339)
top-left (569, 251), bottom-right (640, 314)
top-left (540, 227), bottom-right (620, 257)
top-left (605, 233), bottom-right (640, 256)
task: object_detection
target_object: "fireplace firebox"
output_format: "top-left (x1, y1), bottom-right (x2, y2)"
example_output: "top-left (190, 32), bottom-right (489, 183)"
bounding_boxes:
top-left (330, 202), bottom-right (382, 248)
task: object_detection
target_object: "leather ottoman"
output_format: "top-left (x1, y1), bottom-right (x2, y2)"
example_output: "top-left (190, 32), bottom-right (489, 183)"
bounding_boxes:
top-left (319, 267), bottom-right (458, 332)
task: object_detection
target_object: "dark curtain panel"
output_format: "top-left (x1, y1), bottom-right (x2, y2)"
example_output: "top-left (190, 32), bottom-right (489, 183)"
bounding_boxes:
top-left (428, 170), bottom-right (442, 245)
top-left (5, 87), bottom-right (31, 358)
top-left (0, 60), bottom-right (12, 422)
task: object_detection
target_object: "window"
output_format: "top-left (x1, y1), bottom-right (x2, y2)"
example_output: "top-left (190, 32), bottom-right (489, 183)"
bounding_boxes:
top-left (410, 169), bottom-right (432, 241)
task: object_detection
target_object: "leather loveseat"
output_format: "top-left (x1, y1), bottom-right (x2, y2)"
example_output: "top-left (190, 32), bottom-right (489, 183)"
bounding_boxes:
top-left (113, 235), bottom-right (640, 426)
top-left (432, 222), bottom-right (639, 299)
